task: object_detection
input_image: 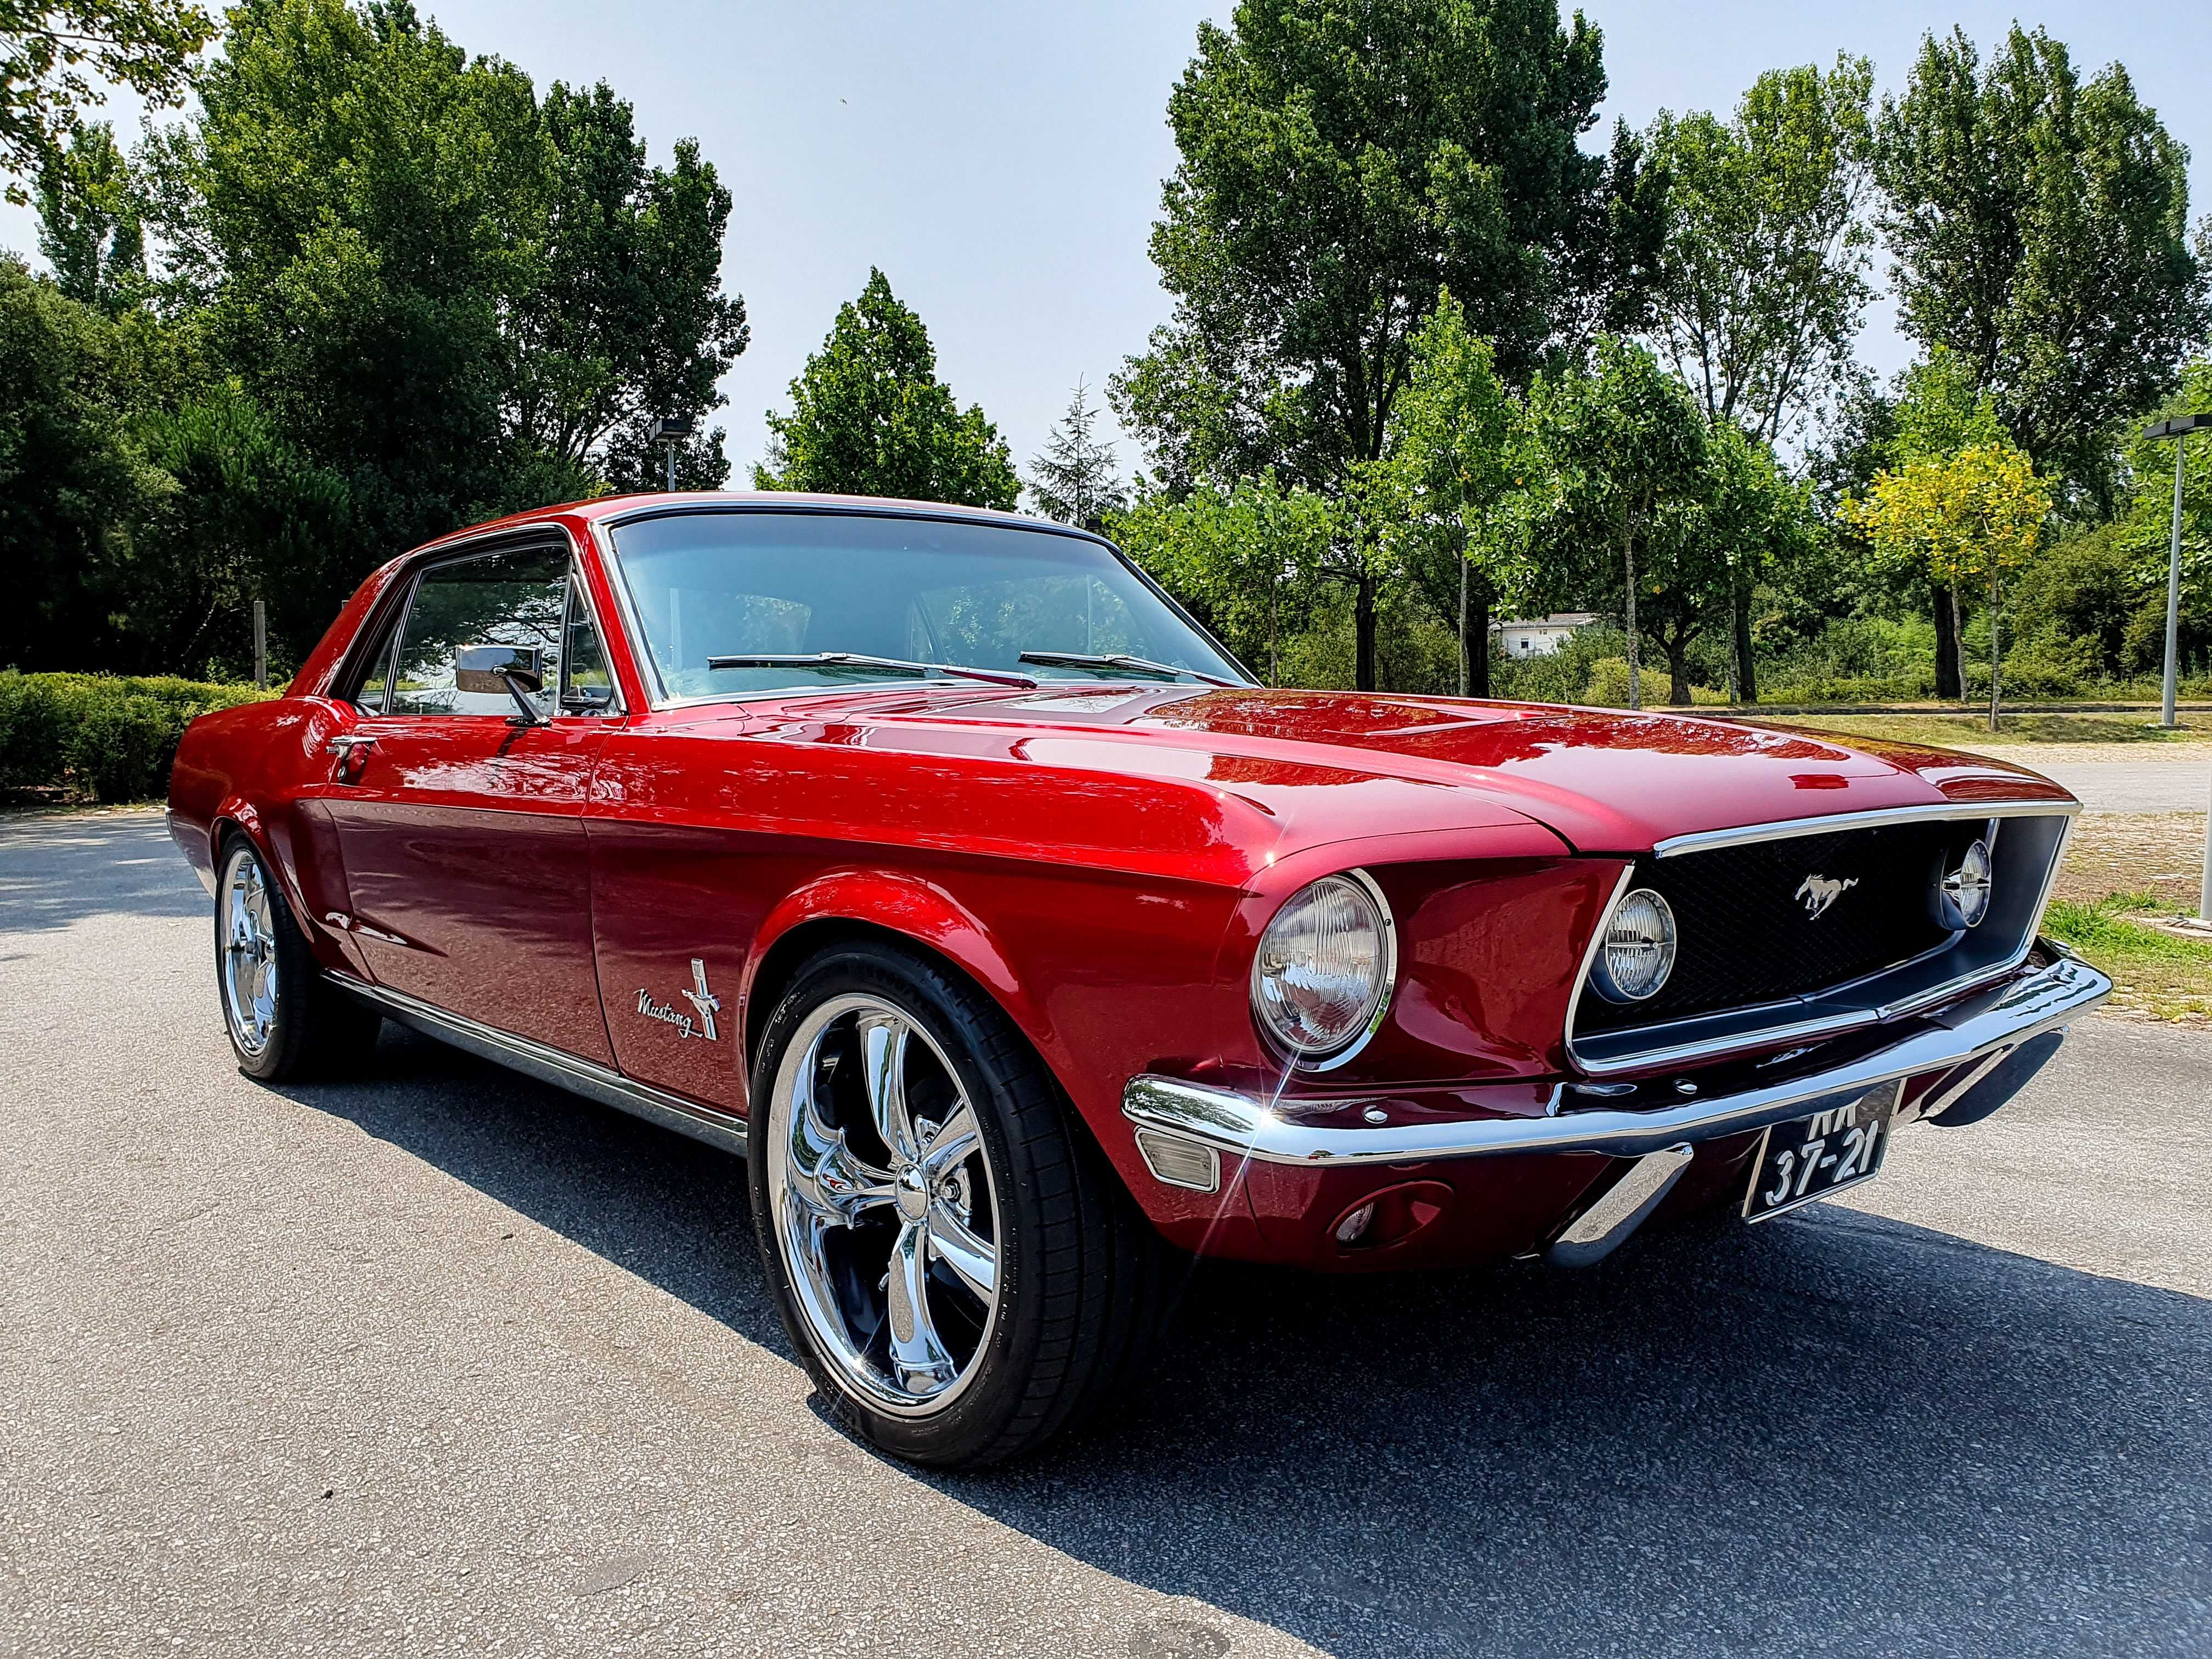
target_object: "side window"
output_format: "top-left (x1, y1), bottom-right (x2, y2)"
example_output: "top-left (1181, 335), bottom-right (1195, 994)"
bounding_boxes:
top-left (560, 584), bottom-right (619, 715)
top-left (390, 545), bottom-right (570, 718)
top-left (352, 612), bottom-right (402, 713)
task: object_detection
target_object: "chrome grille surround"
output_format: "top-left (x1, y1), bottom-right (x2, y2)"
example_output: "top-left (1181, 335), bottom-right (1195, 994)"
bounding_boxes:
top-left (1566, 801), bottom-right (2077, 1077)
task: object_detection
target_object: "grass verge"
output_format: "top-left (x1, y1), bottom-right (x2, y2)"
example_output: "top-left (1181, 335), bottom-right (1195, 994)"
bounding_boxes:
top-left (1735, 710), bottom-right (2212, 748)
top-left (2042, 891), bottom-right (2212, 1025)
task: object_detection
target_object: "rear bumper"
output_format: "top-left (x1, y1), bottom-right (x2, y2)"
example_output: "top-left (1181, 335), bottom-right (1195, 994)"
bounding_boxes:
top-left (1122, 947), bottom-right (2109, 1171)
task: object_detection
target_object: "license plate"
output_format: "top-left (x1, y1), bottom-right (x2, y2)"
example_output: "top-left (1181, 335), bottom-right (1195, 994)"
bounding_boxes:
top-left (1742, 1080), bottom-right (1901, 1223)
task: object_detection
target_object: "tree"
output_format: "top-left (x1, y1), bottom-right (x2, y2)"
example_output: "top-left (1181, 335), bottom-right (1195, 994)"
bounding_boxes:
top-left (1375, 293), bottom-right (1534, 696)
top-left (1642, 422), bottom-right (1813, 705)
top-left (160, 0), bottom-right (746, 622)
top-left (1873, 25), bottom-right (2210, 500)
top-left (1844, 442), bottom-right (2051, 730)
top-left (119, 381), bottom-right (353, 676)
top-left (1111, 471), bottom-right (1336, 685)
top-left (2111, 357), bottom-right (2212, 654)
top-left (1526, 337), bottom-right (1708, 708)
top-left (1645, 55), bottom-right (1875, 699)
top-left (34, 120), bottom-right (146, 309)
top-left (1027, 379), bottom-right (1127, 534)
top-left (1110, 0), bottom-right (1652, 685)
top-left (503, 80), bottom-right (748, 492)
top-left (0, 255), bottom-right (160, 669)
top-left (1890, 347), bottom-right (2011, 698)
top-left (755, 267), bottom-right (1018, 510)
top-left (0, 0), bottom-right (213, 202)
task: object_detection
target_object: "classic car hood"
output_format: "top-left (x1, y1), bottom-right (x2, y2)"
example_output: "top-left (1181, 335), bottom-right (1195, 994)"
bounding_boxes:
top-left (822, 685), bottom-right (2073, 854)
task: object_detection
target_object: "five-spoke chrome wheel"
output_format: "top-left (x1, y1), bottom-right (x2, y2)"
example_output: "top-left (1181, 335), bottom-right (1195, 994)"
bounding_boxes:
top-left (219, 845), bottom-right (280, 1057)
top-left (765, 993), bottom-right (1001, 1415)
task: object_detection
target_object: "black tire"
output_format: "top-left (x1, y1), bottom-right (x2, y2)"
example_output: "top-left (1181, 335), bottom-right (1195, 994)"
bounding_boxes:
top-left (213, 833), bottom-right (382, 1082)
top-left (747, 939), bottom-right (1165, 1467)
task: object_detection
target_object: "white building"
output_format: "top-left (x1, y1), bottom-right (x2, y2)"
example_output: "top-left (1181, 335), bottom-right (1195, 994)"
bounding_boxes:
top-left (1493, 612), bottom-right (1598, 658)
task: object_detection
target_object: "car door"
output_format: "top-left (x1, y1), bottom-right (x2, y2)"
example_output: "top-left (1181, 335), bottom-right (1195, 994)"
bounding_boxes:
top-left (319, 538), bottom-right (622, 1064)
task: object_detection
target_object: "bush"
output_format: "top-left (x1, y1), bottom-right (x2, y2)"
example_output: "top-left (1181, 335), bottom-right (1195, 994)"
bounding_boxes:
top-left (1582, 657), bottom-right (1673, 709)
top-left (0, 672), bottom-right (273, 803)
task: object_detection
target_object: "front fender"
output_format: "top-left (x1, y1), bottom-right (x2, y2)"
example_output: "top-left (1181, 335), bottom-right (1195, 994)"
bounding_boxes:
top-left (743, 867), bottom-right (1044, 1056)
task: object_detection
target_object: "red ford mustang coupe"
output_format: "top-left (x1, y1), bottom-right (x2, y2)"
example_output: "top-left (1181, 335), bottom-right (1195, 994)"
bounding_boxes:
top-left (169, 493), bottom-right (2109, 1465)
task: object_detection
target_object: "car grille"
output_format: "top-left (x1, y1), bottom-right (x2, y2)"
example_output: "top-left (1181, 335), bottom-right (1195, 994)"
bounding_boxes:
top-left (1574, 819), bottom-right (1989, 1036)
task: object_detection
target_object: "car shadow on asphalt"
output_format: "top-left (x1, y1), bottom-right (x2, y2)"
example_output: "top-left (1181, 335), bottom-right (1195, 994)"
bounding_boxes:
top-left (0, 811), bottom-right (207, 932)
top-left (280, 1025), bottom-right (2211, 1659)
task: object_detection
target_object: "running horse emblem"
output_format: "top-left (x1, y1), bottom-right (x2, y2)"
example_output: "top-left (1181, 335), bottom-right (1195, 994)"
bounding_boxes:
top-left (1793, 874), bottom-right (1859, 921)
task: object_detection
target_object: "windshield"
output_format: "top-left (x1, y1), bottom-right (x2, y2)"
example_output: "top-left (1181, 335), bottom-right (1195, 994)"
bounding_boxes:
top-left (606, 509), bottom-right (1249, 701)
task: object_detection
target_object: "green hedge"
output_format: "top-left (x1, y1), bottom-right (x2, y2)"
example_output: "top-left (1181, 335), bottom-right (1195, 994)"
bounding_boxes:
top-left (0, 672), bottom-right (275, 804)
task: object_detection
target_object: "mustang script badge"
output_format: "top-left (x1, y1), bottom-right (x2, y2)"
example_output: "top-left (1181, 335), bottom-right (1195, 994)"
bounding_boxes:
top-left (1793, 874), bottom-right (1858, 920)
top-left (637, 958), bottom-right (721, 1041)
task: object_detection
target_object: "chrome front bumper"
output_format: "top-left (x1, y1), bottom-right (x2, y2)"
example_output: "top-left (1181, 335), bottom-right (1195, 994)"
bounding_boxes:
top-left (1122, 949), bottom-right (2109, 1169)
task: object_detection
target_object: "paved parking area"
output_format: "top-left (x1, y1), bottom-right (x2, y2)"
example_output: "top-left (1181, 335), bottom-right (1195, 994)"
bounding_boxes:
top-left (3, 811), bottom-right (2209, 1657)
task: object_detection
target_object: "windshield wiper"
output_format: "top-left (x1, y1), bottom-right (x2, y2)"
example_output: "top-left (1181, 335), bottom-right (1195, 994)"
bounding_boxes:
top-left (1018, 650), bottom-right (1240, 689)
top-left (702, 652), bottom-right (1037, 689)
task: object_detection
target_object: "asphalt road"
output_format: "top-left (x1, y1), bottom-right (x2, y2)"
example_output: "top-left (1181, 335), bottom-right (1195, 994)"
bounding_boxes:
top-left (3, 810), bottom-right (2209, 1658)
top-left (2000, 759), bottom-right (2212, 815)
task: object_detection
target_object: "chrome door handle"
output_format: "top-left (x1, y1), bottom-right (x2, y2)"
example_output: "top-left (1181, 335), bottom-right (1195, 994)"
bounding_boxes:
top-left (326, 733), bottom-right (376, 782)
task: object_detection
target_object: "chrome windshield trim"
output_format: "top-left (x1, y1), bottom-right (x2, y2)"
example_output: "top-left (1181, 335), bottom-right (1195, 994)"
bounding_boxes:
top-left (1122, 952), bottom-right (2108, 1166)
top-left (588, 501), bottom-right (1259, 713)
top-left (326, 972), bottom-right (748, 1158)
top-left (1651, 799), bottom-right (2076, 859)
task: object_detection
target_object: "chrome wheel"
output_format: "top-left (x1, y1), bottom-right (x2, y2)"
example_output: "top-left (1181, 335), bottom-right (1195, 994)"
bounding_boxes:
top-left (766, 993), bottom-right (1002, 1416)
top-left (219, 847), bottom-right (280, 1057)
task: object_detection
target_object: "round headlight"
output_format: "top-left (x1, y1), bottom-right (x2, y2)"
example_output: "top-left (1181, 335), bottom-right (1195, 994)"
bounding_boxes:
top-left (1251, 872), bottom-right (1395, 1062)
top-left (1939, 838), bottom-right (1993, 929)
top-left (1590, 888), bottom-right (1677, 1003)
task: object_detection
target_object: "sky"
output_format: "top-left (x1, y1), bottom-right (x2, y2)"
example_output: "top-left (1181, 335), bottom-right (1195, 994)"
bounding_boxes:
top-left (5, 1), bottom-right (2207, 492)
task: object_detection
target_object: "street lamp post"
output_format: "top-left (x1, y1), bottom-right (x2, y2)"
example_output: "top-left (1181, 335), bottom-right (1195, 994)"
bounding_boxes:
top-left (2142, 413), bottom-right (2209, 923)
top-left (650, 414), bottom-right (695, 493)
top-left (2143, 414), bottom-right (2205, 728)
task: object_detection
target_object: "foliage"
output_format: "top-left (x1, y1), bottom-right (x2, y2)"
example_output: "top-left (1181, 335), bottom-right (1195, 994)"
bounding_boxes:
top-left (1843, 443), bottom-right (2050, 596)
top-left (12, 0), bottom-right (747, 675)
top-left (122, 381), bottom-right (354, 676)
top-left (0, 255), bottom-right (163, 671)
top-left (1373, 292), bottom-right (1535, 694)
top-left (179, 0), bottom-right (745, 561)
top-left (1522, 336), bottom-right (1708, 704)
top-left (503, 79), bottom-right (748, 493)
top-left (1872, 24), bottom-right (2210, 500)
top-left (1645, 54), bottom-right (1875, 448)
top-left (1110, 471), bottom-right (1337, 684)
top-left (1026, 379), bottom-right (1127, 533)
top-left (755, 267), bottom-right (1017, 509)
top-left (2109, 357), bottom-right (2212, 625)
top-left (0, 0), bottom-right (213, 201)
top-left (1110, 0), bottom-right (1639, 505)
top-left (34, 121), bottom-right (145, 308)
top-left (0, 669), bottom-right (269, 802)
top-left (1843, 439), bottom-right (2052, 720)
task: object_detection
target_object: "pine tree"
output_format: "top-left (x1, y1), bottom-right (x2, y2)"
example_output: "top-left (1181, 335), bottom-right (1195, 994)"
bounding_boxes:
top-left (1026, 379), bottom-right (1128, 533)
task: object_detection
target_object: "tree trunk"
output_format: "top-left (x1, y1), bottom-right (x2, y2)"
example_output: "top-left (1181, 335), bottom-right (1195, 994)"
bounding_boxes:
top-left (1469, 584), bottom-right (1491, 698)
top-left (1667, 634), bottom-right (1693, 707)
top-left (1987, 573), bottom-right (2001, 734)
top-left (1457, 551), bottom-right (1468, 698)
top-left (1622, 507), bottom-right (1640, 712)
top-left (1932, 583), bottom-right (1960, 700)
top-left (1355, 574), bottom-right (1378, 692)
top-left (1731, 572), bottom-right (1757, 705)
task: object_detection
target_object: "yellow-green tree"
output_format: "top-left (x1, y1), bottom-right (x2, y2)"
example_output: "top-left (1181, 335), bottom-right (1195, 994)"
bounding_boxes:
top-left (1844, 442), bottom-right (2051, 729)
